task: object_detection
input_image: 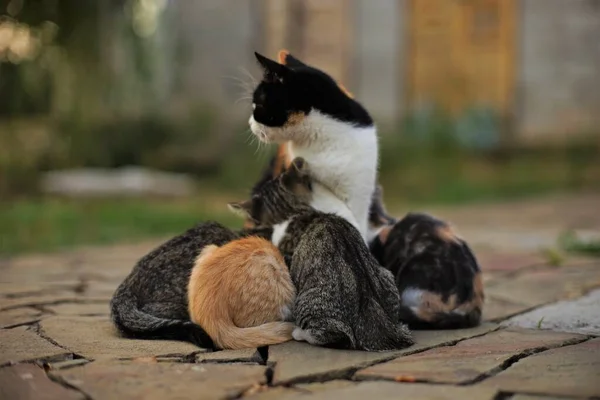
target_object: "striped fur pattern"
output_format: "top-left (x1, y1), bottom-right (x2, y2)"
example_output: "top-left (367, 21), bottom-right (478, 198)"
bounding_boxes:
top-left (230, 158), bottom-right (413, 351)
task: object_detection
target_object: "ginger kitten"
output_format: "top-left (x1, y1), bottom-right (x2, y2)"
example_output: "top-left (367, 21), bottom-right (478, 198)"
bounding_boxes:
top-left (249, 51), bottom-right (378, 240)
top-left (188, 236), bottom-right (295, 350)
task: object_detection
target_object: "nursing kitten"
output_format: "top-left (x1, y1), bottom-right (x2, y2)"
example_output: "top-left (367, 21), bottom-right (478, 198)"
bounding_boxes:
top-left (369, 196), bottom-right (484, 329)
top-left (188, 236), bottom-right (295, 350)
top-left (229, 157), bottom-right (413, 351)
top-left (110, 222), bottom-right (278, 347)
top-left (249, 51), bottom-right (378, 240)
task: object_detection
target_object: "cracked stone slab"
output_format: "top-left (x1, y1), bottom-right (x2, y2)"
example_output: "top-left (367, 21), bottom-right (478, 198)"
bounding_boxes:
top-left (0, 282), bottom-right (80, 297)
top-left (0, 308), bottom-right (43, 328)
top-left (45, 303), bottom-right (110, 316)
top-left (355, 328), bottom-right (585, 384)
top-left (268, 322), bottom-right (497, 384)
top-left (483, 338), bottom-right (600, 398)
top-left (40, 315), bottom-right (204, 359)
top-left (503, 289), bottom-right (600, 335)
top-left (0, 295), bottom-right (109, 311)
top-left (252, 381), bottom-right (497, 400)
top-left (196, 348), bottom-right (261, 363)
top-left (486, 264), bottom-right (600, 308)
top-left (511, 396), bottom-right (573, 400)
top-left (476, 251), bottom-right (545, 273)
top-left (0, 363), bottom-right (84, 400)
top-left (483, 295), bottom-right (532, 322)
top-left (245, 381), bottom-right (358, 400)
top-left (0, 326), bottom-right (71, 366)
top-left (50, 361), bottom-right (267, 400)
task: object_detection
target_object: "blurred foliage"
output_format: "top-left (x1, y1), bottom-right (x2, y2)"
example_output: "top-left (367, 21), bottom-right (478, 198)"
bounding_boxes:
top-left (0, 196), bottom-right (241, 255)
top-left (558, 230), bottom-right (600, 258)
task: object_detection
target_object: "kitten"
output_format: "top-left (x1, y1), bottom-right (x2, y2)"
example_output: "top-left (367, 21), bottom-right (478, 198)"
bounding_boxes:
top-left (369, 195), bottom-right (484, 329)
top-left (249, 51), bottom-right (378, 240)
top-left (188, 236), bottom-right (295, 350)
top-left (110, 222), bottom-right (280, 348)
top-left (229, 157), bottom-right (413, 351)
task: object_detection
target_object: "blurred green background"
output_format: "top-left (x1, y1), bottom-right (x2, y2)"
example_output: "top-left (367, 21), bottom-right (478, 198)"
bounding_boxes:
top-left (1, 0), bottom-right (599, 255)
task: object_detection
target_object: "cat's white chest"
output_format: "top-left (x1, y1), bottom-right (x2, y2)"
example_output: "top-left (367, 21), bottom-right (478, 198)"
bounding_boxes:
top-left (271, 220), bottom-right (290, 247)
top-left (287, 114), bottom-right (378, 239)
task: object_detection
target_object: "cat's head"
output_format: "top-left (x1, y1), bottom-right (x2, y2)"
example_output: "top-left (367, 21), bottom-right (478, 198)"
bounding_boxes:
top-left (229, 157), bottom-right (313, 226)
top-left (249, 51), bottom-right (373, 145)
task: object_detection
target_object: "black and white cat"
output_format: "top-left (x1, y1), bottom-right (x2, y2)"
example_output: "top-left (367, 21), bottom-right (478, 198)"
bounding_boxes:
top-left (249, 51), bottom-right (378, 241)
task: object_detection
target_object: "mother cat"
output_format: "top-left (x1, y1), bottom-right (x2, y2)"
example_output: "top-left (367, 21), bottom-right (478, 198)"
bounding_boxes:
top-left (249, 51), bottom-right (483, 329)
top-left (249, 51), bottom-right (378, 240)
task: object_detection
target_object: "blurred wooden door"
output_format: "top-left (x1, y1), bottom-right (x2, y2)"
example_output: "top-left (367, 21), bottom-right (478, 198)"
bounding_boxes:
top-left (407, 0), bottom-right (516, 116)
top-left (262, 0), bottom-right (353, 85)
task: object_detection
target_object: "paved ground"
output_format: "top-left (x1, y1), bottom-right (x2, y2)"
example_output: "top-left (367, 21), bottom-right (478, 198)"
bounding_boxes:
top-left (1, 193), bottom-right (600, 400)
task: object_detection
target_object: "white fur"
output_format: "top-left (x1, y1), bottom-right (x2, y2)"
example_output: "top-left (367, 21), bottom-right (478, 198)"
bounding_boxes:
top-left (366, 225), bottom-right (386, 244)
top-left (401, 287), bottom-right (424, 316)
top-left (271, 220), bottom-right (290, 247)
top-left (250, 110), bottom-right (378, 240)
top-left (292, 327), bottom-right (321, 344)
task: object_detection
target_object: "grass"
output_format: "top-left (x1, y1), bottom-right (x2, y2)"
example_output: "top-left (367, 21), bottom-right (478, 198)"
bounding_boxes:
top-left (1, 114), bottom-right (599, 256)
top-left (0, 195), bottom-right (242, 256)
top-left (558, 230), bottom-right (600, 258)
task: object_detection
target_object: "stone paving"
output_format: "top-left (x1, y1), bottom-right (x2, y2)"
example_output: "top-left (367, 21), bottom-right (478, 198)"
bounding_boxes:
top-left (1, 193), bottom-right (600, 400)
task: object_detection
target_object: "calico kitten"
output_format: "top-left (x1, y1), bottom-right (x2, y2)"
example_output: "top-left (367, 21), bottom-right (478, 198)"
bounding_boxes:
top-left (110, 222), bottom-right (277, 347)
top-left (249, 51), bottom-right (378, 240)
top-left (369, 196), bottom-right (484, 329)
top-left (188, 236), bottom-right (295, 350)
top-left (229, 157), bottom-right (413, 351)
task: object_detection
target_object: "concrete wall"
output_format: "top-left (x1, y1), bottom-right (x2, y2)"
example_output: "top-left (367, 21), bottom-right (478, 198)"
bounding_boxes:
top-left (353, 0), bottom-right (406, 123)
top-left (171, 0), bottom-right (259, 117)
top-left (517, 0), bottom-right (600, 141)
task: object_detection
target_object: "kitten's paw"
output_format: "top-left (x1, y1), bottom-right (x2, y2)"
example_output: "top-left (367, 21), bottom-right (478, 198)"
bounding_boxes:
top-left (292, 327), bottom-right (321, 345)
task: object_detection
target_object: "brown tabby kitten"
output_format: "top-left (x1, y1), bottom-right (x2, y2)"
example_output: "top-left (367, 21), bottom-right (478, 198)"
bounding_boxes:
top-left (188, 236), bottom-right (295, 349)
top-left (369, 188), bottom-right (484, 329)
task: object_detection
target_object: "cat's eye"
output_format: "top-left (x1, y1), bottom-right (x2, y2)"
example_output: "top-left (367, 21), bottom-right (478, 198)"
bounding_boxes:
top-left (252, 103), bottom-right (256, 110)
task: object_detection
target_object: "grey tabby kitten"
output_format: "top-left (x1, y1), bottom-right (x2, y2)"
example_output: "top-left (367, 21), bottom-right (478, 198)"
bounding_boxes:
top-left (229, 157), bottom-right (413, 351)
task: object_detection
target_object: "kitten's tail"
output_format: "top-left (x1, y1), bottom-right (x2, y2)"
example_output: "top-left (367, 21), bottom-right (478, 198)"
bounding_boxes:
top-left (356, 298), bottom-right (414, 351)
top-left (110, 291), bottom-right (214, 348)
top-left (209, 321), bottom-right (295, 350)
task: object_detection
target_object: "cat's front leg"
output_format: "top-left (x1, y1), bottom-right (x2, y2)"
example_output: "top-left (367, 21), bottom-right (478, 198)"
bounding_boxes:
top-left (293, 320), bottom-right (355, 349)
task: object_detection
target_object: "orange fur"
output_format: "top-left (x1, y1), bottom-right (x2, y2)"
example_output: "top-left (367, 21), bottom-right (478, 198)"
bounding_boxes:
top-left (378, 226), bottom-right (393, 245)
top-left (273, 143), bottom-right (292, 177)
top-left (414, 272), bottom-right (484, 322)
top-left (188, 237), bottom-right (296, 349)
top-left (435, 224), bottom-right (461, 244)
top-left (277, 49), bottom-right (290, 64)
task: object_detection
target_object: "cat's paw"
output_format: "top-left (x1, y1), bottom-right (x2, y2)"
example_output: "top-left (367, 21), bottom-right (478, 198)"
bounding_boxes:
top-left (292, 327), bottom-right (320, 345)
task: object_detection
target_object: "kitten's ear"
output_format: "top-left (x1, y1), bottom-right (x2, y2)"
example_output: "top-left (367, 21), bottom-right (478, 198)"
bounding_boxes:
top-left (290, 157), bottom-right (309, 177)
top-left (254, 52), bottom-right (291, 79)
top-left (280, 157), bottom-right (312, 194)
top-left (278, 49), bottom-right (308, 69)
top-left (227, 200), bottom-right (252, 218)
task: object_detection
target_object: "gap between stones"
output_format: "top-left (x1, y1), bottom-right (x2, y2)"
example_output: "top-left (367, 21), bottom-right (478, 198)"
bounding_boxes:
top-left (461, 336), bottom-right (593, 386)
top-left (245, 326), bottom-right (504, 391)
top-left (47, 371), bottom-right (94, 400)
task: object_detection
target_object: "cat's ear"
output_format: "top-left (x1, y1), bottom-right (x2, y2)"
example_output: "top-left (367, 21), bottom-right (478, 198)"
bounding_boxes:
top-left (280, 157), bottom-right (312, 194)
top-left (227, 200), bottom-right (252, 218)
top-left (255, 52), bottom-right (292, 80)
top-left (278, 49), bottom-right (308, 69)
top-left (290, 157), bottom-right (309, 177)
